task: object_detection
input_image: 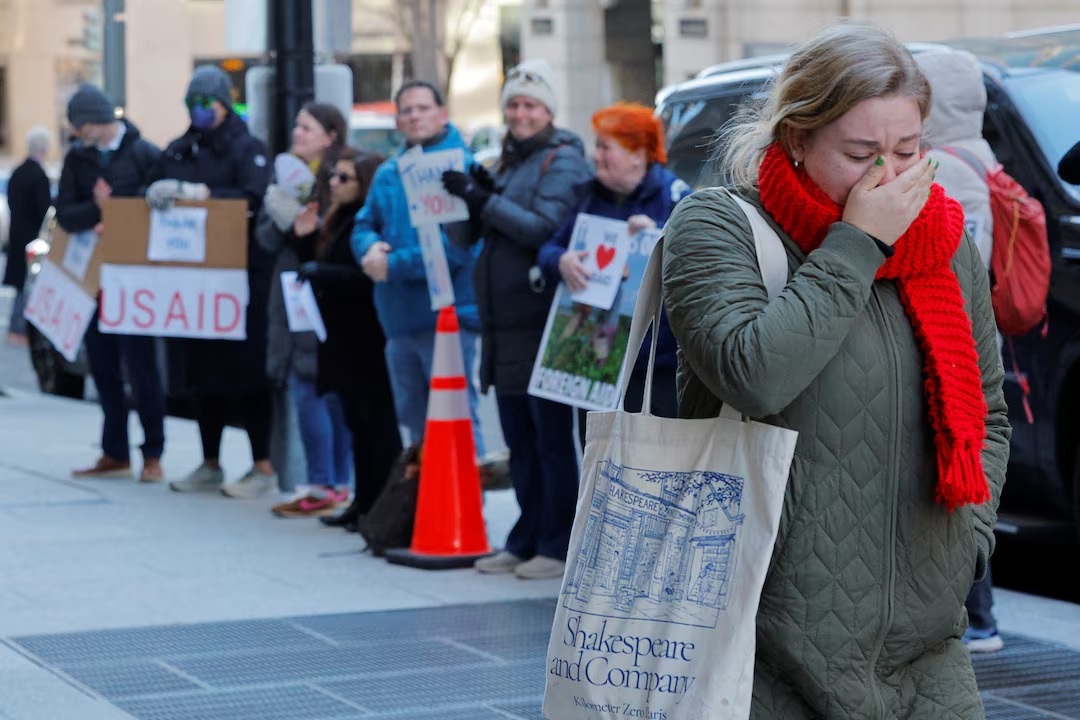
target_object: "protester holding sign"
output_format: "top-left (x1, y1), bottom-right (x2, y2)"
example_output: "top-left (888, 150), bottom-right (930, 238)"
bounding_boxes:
top-left (351, 80), bottom-right (485, 457)
top-left (147, 65), bottom-right (276, 498)
top-left (442, 60), bottom-right (590, 581)
top-left (538, 102), bottom-right (690, 441)
top-left (55, 84), bottom-right (167, 484)
top-left (288, 148), bottom-right (403, 525)
top-left (258, 103), bottom-right (355, 516)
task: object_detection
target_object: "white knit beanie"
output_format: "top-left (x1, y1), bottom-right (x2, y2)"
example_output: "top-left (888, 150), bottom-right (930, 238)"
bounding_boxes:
top-left (501, 59), bottom-right (558, 115)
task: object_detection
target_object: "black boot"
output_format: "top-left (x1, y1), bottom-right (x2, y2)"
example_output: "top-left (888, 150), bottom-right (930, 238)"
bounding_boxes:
top-left (320, 503), bottom-right (359, 529)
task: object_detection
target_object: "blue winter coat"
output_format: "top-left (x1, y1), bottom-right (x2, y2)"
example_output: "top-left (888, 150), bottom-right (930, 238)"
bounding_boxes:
top-left (350, 125), bottom-right (479, 338)
top-left (537, 163), bottom-right (690, 372)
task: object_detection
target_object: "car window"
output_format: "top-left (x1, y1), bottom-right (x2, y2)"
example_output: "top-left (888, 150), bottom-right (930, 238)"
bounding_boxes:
top-left (659, 89), bottom-right (764, 188)
top-left (1003, 70), bottom-right (1080, 195)
top-left (348, 127), bottom-right (404, 157)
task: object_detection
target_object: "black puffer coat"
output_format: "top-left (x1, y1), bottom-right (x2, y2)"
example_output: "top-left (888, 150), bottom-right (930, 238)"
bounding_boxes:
top-left (473, 127), bottom-right (590, 395)
top-left (149, 113), bottom-right (273, 395)
top-left (55, 119), bottom-right (159, 234)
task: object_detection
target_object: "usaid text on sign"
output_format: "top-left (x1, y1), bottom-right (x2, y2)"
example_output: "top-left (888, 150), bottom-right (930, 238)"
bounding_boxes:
top-left (98, 265), bottom-right (249, 340)
top-left (22, 259), bottom-right (96, 363)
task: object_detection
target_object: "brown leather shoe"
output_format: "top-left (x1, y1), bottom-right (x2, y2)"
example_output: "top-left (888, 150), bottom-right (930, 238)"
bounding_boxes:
top-left (72, 456), bottom-right (132, 479)
top-left (140, 458), bottom-right (164, 483)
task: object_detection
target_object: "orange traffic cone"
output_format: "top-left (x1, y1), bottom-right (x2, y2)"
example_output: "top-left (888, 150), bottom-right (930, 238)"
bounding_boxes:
top-left (385, 306), bottom-right (493, 569)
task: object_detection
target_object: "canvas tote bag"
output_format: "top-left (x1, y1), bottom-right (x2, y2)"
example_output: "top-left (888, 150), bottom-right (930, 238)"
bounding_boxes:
top-left (542, 192), bottom-right (798, 720)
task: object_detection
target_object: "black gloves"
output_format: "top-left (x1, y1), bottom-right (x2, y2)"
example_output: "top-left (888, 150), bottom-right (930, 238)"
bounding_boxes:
top-left (442, 168), bottom-right (493, 215)
top-left (470, 163), bottom-right (496, 192)
top-left (295, 261), bottom-right (323, 284)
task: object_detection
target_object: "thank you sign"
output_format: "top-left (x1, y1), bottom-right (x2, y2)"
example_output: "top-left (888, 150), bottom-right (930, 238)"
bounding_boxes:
top-left (147, 206), bottom-right (208, 263)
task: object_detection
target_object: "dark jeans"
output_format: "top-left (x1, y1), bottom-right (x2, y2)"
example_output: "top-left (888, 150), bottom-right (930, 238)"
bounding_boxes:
top-left (497, 393), bottom-right (579, 561)
top-left (966, 563), bottom-right (997, 632)
top-left (577, 365), bottom-right (679, 451)
top-left (339, 385), bottom-right (402, 516)
top-left (197, 390), bottom-right (274, 463)
top-left (84, 321), bottom-right (165, 462)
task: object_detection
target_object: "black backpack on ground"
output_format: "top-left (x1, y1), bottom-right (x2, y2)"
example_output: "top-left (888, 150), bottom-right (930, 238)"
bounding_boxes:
top-left (356, 444), bottom-right (422, 557)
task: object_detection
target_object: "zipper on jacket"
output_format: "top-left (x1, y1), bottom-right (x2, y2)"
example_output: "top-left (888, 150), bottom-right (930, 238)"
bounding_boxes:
top-left (866, 289), bottom-right (901, 720)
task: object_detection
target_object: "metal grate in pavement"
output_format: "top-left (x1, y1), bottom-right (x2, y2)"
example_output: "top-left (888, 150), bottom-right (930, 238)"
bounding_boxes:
top-left (113, 685), bottom-right (364, 720)
top-left (12, 618), bottom-right (327, 664)
top-left (7, 602), bottom-right (1080, 720)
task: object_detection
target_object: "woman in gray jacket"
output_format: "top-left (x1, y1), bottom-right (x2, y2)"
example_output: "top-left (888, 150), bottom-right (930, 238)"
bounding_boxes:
top-left (662, 24), bottom-right (1009, 718)
top-left (442, 60), bottom-right (591, 580)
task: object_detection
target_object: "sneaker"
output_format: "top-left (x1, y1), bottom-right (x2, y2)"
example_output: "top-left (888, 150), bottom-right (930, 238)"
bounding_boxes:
top-left (169, 464), bottom-right (225, 493)
top-left (513, 555), bottom-right (566, 580)
top-left (220, 468), bottom-right (277, 498)
top-left (963, 627), bottom-right (1004, 653)
top-left (271, 488), bottom-right (349, 518)
top-left (475, 551), bottom-right (524, 574)
top-left (140, 458), bottom-right (164, 483)
top-left (72, 456), bottom-right (132, 479)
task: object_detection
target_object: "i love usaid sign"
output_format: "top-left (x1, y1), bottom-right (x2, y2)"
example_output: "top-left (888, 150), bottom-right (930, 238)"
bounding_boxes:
top-left (98, 265), bottom-right (249, 340)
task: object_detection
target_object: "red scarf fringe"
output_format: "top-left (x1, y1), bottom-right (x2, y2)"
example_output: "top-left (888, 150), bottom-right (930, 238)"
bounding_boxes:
top-left (756, 144), bottom-right (989, 511)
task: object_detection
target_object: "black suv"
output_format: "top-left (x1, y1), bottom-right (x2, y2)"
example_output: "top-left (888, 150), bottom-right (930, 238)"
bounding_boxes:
top-left (655, 28), bottom-right (1080, 538)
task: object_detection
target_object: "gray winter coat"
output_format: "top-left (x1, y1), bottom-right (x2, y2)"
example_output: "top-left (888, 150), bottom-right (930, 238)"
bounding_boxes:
top-left (663, 188), bottom-right (1010, 719)
top-left (473, 127), bottom-right (591, 394)
top-left (918, 48), bottom-right (997, 270)
top-left (257, 208), bottom-right (319, 384)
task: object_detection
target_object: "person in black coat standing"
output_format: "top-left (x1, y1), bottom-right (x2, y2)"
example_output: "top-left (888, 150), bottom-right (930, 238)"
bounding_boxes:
top-left (146, 65), bottom-right (276, 498)
top-left (55, 85), bottom-right (167, 483)
top-left (277, 147), bottom-right (403, 523)
top-left (3, 126), bottom-right (52, 346)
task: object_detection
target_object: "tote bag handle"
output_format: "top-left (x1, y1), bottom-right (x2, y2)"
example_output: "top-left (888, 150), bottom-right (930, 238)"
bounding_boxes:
top-left (619, 188), bottom-right (788, 416)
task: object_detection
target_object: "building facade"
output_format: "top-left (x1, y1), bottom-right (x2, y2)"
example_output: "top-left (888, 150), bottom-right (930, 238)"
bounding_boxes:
top-left (0, 0), bottom-right (1076, 165)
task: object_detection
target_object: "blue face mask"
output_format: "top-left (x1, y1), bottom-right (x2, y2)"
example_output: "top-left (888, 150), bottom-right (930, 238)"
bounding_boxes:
top-left (190, 106), bottom-right (216, 129)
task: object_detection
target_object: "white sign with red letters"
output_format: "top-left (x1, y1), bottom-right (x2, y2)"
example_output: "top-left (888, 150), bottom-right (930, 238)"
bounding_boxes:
top-left (22, 259), bottom-right (96, 362)
top-left (97, 264), bottom-right (249, 340)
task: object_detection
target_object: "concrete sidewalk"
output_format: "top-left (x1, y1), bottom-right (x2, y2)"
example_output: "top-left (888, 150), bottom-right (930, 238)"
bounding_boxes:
top-left (0, 386), bottom-right (557, 718)
top-left (2, 337), bottom-right (1080, 718)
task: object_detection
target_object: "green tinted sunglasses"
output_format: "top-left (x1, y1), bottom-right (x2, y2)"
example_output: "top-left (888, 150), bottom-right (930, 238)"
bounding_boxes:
top-left (185, 95), bottom-right (215, 109)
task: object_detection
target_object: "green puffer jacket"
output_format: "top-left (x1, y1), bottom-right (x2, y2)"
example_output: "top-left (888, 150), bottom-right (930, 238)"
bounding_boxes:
top-left (662, 188), bottom-right (1010, 719)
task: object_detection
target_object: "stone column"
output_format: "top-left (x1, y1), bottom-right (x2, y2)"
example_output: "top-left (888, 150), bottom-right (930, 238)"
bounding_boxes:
top-left (521, 0), bottom-right (607, 143)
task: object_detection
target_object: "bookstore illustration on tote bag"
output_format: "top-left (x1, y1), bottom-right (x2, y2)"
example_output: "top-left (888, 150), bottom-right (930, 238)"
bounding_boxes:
top-left (564, 460), bottom-right (746, 628)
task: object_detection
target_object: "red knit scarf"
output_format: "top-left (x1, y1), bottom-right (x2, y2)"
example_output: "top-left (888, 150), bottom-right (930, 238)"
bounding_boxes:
top-left (757, 144), bottom-right (988, 510)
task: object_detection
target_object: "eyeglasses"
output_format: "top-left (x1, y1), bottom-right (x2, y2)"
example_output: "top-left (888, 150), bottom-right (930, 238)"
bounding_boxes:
top-left (506, 68), bottom-right (552, 89)
top-left (185, 95), bottom-right (215, 110)
top-left (333, 172), bottom-right (357, 184)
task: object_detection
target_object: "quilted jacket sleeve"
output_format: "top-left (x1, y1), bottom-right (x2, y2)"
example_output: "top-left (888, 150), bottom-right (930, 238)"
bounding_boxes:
top-left (662, 188), bottom-right (886, 418)
top-left (961, 232), bottom-right (1011, 578)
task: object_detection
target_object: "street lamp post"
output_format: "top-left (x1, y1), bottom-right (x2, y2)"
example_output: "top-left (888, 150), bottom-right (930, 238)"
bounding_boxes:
top-left (268, 0), bottom-right (315, 156)
top-left (103, 0), bottom-right (126, 108)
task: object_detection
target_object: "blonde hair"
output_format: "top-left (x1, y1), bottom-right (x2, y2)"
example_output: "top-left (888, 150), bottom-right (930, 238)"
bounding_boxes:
top-left (718, 23), bottom-right (931, 187)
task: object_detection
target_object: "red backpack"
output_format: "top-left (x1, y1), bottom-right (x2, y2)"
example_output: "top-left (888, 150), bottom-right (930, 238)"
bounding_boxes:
top-left (943, 146), bottom-right (1051, 336)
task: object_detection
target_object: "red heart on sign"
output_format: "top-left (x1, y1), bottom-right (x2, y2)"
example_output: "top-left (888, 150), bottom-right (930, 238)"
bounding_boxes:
top-left (596, 244), bottom-right (616, 270)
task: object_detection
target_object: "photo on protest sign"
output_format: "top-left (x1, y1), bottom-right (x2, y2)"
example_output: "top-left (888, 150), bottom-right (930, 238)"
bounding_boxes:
top-left (528, 226), bottom-right (664, 411)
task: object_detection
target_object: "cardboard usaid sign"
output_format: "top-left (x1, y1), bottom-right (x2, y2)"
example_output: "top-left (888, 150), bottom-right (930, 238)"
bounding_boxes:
top-left (95, 198), bottom-right (249, 340)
